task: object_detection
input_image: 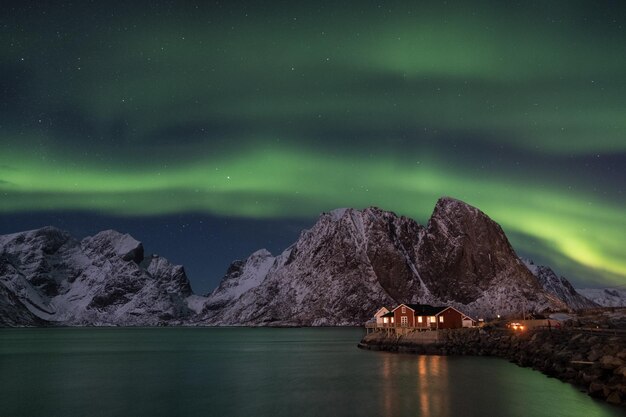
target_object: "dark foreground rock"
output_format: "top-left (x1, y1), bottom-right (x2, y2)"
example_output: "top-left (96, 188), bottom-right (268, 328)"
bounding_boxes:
top-left (359, 328), bottom-right (626, 407)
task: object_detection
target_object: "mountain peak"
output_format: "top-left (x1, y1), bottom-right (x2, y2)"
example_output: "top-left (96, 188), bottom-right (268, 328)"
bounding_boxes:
top-left (328, 207), bottom-right (350, 221)
top-left (1, 225), bottom-right (71, 242)
top-left (432, 196), bottom-right (482, 219)
top-left (324, 206), bottom-right (402, 218)
top-left (83, 230), bottom-right (144, 263)
top-left (437, 195), bottom-right (466, 206)
top-left (0, 226), bottom-right (73, 256)
top-left (250, 248), bottom-right (273, 258)
top-left (33, 225), bottom-right (69, 236)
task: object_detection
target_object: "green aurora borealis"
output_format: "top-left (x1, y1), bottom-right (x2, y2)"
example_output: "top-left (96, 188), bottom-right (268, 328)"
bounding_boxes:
top-left (1, 1), bottom-right (625, 288)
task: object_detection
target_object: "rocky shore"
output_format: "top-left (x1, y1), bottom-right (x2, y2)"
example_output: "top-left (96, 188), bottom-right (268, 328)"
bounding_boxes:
top-left (359, 328), bottom-right (626, 407)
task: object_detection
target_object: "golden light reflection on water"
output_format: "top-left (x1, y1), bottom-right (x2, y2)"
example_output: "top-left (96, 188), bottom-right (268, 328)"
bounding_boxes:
top-left (380, 354), bottom-right (450, 417)
top-left (417, 355), bottom-right (449, 417)
top-left (381, 353), bottom-right (393, 417)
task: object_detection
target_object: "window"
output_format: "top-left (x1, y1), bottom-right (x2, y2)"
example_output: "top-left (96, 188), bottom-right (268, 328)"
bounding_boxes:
top-left (391, 318), bottom-right (394, 323)
top-left (439, 316), bottom-right (444, 323)
top-left (417, 316), bottom-right (423, 323)
top-left (401, 306), bottom-right (406, 313)
top-left (401, 316), bottom-right (408, 327)
top-left (383, 317), bottom-right (388, 324)
top-left (430, 316), bottom-right (436, 323)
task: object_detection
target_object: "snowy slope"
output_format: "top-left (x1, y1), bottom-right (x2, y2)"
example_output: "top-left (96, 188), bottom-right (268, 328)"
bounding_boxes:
top-left (0, 281), bottom-right (45, 326)
top-left (203, 249), bottom-right (278, 312)
top-left (0, 227), bottom-right (198, 326)
top-left (522, 259), bottom-right (597, 309)
top-left (576, 288), bottom-right (626, 307)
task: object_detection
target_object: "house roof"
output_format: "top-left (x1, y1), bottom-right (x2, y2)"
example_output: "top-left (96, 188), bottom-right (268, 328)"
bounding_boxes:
top-left (393, 303), bottom-right (448, 315)
top-left (374, 306), bottom-right (391, 316)
top-left (409, 304), bottom-right (448, 315)
top-left (391, 303), bottom-right (475, 319)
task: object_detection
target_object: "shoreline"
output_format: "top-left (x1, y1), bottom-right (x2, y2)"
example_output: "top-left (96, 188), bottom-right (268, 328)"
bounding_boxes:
top-left (358, 328), bottom-right (626, 407)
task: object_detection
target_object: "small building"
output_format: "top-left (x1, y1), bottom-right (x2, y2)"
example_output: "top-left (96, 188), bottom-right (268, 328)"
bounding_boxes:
top-left (380, 311), bottom-right (395, 326)
top-left (462, 315), bottom-right (476, 328)
top-left (516, 318), bottom-right (562, 330)
top-left (367, 303), bottom-right (476, 333)
top-left (373, 306), bottom-right (392, 326)
top-left (391, 303), bottom-right (475, 330)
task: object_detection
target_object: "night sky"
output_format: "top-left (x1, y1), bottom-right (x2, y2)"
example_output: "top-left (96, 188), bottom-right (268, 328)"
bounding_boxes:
top-left (1, 1), bottom-right (624, 293)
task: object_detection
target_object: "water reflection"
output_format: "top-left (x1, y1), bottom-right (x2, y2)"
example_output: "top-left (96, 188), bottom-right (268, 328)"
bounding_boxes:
top-left (1, 328), bottom-right (621, 417)
top-left (417, 355), bottom-right (449, 417)
top-left (381, 353), bottom-right (393, 416)
top-left (380, 354), bottom-right (450, 417)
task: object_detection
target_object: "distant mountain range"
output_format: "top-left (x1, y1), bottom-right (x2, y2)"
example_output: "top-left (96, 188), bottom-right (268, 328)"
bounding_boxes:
top-left (0, 227), bottom-right (202, 326)
top-left (576, 288), bottom-right (626, 307)
top-left (0, 197), bottom-right (619, 327)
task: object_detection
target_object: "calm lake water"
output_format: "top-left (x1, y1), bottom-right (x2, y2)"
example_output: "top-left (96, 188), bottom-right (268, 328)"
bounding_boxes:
top-left (0, 327), bottom-right (621, 417)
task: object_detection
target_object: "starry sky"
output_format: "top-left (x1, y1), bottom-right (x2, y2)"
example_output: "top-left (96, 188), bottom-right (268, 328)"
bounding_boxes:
top-left (1, 1), bottom-right (624, 293)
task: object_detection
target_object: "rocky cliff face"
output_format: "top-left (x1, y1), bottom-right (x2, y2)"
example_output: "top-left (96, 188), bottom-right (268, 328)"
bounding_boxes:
top-left (0, 227), bottom-right (196, 326)
top-left (413, 198), bottom-right (567, 316)
top-left (0, 281), bottom-right (46, 327)
top-left (201, 197), bottom-right (579, 326)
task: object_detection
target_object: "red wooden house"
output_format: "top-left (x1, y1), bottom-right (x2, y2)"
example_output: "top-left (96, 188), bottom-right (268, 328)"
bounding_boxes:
top-left (391, 303), bottom-right (475, 330)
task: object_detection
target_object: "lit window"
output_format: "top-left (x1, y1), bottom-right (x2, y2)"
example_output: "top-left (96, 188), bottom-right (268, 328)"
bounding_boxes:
top-left (439, 316), bottom-right (444, 323)
top-left (417, 316), bottom-right (423, 323)
top-left (430, 316), bottom-right (436, 323)
top-left (391, 318), bottom-right (394, 323)
top-left (383, 317), bottom-right (388, 323)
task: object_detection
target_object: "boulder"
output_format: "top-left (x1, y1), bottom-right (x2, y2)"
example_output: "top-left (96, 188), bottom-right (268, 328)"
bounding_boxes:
top-left (606, 390), bottom-right (621, 405)
top-left (600, 355), bottom-right (623, 370)
top-left (588, 381), bottom-right (604, 395)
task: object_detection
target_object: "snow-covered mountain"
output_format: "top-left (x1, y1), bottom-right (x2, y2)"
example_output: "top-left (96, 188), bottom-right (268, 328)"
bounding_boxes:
top-left (0, 227), bottom-right (197, 326)
top-left (522, 259), bottom-right (597, 310)
top-left (576, 288), bottom-right (626, 307)
top-left (200, 197), bottom-right (582, 326)
top-left (0, 197), bottom-right (602, 327)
